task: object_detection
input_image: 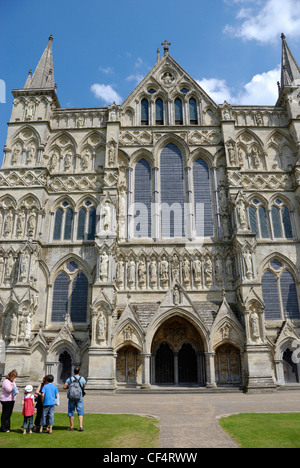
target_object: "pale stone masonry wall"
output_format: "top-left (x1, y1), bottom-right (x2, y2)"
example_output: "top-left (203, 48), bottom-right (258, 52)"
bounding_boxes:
top-left (0, 36), bottom-right (300, 391)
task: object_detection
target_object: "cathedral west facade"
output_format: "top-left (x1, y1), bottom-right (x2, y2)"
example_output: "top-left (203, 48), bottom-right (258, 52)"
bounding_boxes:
top-left (1, 36), bottom-right (300, 392)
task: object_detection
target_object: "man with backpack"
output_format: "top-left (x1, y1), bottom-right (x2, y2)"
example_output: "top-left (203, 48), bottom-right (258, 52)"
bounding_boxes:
top-left (63, 366), bottom-right (86, 432)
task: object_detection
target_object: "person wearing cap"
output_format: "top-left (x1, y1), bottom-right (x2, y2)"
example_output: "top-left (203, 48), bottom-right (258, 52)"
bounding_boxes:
top-left (22, 384), bottom-right (36, 434)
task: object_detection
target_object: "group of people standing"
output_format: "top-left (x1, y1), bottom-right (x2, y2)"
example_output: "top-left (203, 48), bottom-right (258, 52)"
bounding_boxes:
top-left (0, 367), bottom-right (86, 434)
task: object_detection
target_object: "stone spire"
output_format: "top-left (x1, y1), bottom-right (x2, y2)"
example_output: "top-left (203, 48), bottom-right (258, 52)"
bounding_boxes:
top-left (25, 35), bottom-right (55, 89)
top-left (280, 33), bottom-right (300, 89)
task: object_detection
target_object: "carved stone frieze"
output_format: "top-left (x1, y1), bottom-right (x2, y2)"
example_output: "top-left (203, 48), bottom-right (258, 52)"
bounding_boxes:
top-left (227, 170), bottom-right (294, 190)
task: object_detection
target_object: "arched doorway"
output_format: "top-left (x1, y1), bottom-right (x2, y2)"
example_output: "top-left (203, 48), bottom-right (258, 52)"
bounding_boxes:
top-left (58, 350), bottom-right (72, 384)
top-left (155, 342), bottom-right (174, 384)
top-left (151, 316), bottom-right (205, 386)
top-left (116, 345), bottom-right (142, 386)
top-left (215, 343), bottom-right (242, 386)
top-left (178, 343), bottom-right (198, 384)
top-left (283, 348), bottom-right (300, 384)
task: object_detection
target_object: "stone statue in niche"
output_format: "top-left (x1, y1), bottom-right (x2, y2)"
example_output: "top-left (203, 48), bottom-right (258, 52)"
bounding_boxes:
top-left (221, 323), bottom-right (231, 340)
top-left (243, 250), bottom-right (253, 279)
top-left (97, 312), bottom-right (106, 342)
top-left (64, 153), bottom-right (72, 171)
top-left (226, 141), bottom-right (236, 166)
top-left (127, 259), bottom-right (136, 287)
top-left (252, 146), bottom-right (261, 169)
top-left (107, 140), bottom-right (117, 167)
top-left (100, 251), bottom-right (109, 282)
top-left (215, 257), bottom-right (223, 285)
top-left (27, 144), bottom-right (36, 165)
top-left (108, 102), bottom-right (119, 122)
top-left (203, 256), bottom-right (213, 286)
top-left (30, 251), bottom-right (39, 282)
top-left (161, 72), bottom-right (175, 86)
top-left (160, 257), bottom-right (169, 284)
top-left (172, 255), bottom-right (180, 281)
top-left (101, 200), bottom-right (112, 232)
top-left (236, 200), bottom-right (247, 230)
top-left (25, 312), bottom-right (33, 341)
top-left (20, 252), bottom-right (30, 283)
top-left (250, 309), bottom-right (260, 341)
top-left (150, 259), bottom-right (157, 286)
top-left (222, 106), bottom-right (231, 120)
top-left (138, 259), bottom-right (146, 286)
top-left (222, 215), bottom-right (230, 240)
top-left (237, 148), bottom-right (244, 167)
top-left (4, 311), bottom-right (18, 344)
top-left (5, 255), bottom-right (15, 284)
top-left (182, 258), bottom-right (190, 284)
top-left (4, 211), bottom-right (13, 238)
top-left (173, 285), bottom-right (181, 305)
top-left (123, 325), bottom-right (134, 341)
top-left (81, 150), bottom-right (90, 171)
top-left (116, 260), bottom-right (125, 287)
top-left (225, 256), bottom-right (234, 282)
top-left (77, 116), bottom-right (85, 128)
top-left (16, 210), bottom-right (26, 237)
top-left (11, 144), bottom-right (22, 166)
top-left (49, 152), bottom-right (59, 172)
top-left (193, 259), bottom-right (202, 284)
top-left (219, 186), bottom-right (228, 214)
top-left (27, 211), bottom-right (37, 237)
top-left (25, 101), bottom-right (35, 120)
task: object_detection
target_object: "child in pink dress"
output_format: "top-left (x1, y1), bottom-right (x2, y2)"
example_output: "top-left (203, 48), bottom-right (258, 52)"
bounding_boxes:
top-left (22, 385), bottom-right (36, 434)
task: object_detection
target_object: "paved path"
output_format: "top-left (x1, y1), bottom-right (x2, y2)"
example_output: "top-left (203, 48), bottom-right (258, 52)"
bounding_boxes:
top-left (14, 390), bottom-right (300, 448)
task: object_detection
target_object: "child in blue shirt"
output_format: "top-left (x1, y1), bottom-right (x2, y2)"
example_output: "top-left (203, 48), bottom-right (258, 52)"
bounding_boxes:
top-left (39, 374), bottom-right (59, 434)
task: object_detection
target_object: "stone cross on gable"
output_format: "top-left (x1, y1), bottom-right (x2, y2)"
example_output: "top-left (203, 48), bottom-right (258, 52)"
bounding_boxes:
top-left (161, 40), bottom-right (171, 54)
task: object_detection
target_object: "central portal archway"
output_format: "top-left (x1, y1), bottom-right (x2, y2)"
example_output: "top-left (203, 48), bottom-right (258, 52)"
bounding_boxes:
top-left (151, 316), bottom-right (205, 386)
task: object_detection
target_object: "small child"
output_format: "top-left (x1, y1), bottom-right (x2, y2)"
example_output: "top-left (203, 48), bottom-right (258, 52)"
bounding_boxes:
top-left (22, 385), bottom-right (35, 434)
top-left (39, 374), bottom-right (59, 434)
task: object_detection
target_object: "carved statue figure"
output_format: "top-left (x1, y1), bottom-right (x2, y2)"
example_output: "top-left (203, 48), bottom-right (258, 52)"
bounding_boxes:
top-left (102, 201), bottom-right (112, 232)
top-left (182, 258), bottom-right (190, 283)
top-left (236, 200), bottom-right (247, 230)
top-left (100, 252), bottom-right (109, 282)
top-left (243, 250), bottom-right (253, 279)
top-left (4, 211), bottom-right (13, 237)
top-left (250, 309), bottom-right (260, 341)
top-left (150, 260), bottom-right (157, 285)
top-left (204, 256), bottom-right (213, 286)
top-left (97, 312), bottom-right (106, 341)
top-left (173, 285), bottom-right (181, 305)
top-left (193, 259), bottom-right (202, 283)
top-left (160, 257), bottom-right (169, 283)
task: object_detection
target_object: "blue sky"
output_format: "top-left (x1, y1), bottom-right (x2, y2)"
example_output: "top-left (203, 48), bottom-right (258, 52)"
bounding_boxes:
top-left (1, 0), bottom-right (300, 163)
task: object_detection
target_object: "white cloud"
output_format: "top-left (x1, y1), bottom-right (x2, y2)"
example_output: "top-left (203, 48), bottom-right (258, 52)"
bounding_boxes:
top-left (197, 65), bottom-right (281, 105)
top-left (99, 66), bottom-right (114, 74)
top-left (125, 74), bottom-right (144, 85)
top-left (196, 78), bottom-right (234, 104)
top-left (90, 83), bottom-right (122, 105)
top-left (224, 0), bottom-right (300, 43)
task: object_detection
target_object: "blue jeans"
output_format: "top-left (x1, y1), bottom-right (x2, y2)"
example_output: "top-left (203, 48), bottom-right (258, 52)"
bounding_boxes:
top-left (41, 405), bottom-right (55, 426)
top-left (23, 415), bottom-right (33, 429)
top-left (68, 398), bottom-right (84, 417)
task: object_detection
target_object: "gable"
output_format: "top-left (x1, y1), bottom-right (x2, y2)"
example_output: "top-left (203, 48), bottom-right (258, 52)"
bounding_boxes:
top-left (121, 52), bottom-right (218, 125)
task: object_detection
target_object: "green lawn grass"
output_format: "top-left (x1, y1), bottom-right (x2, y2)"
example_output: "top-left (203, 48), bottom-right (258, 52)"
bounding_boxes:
top-left (219, 413), bottom-right (300, 448)
top-left (0, 412), bottom-right (160, 448)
